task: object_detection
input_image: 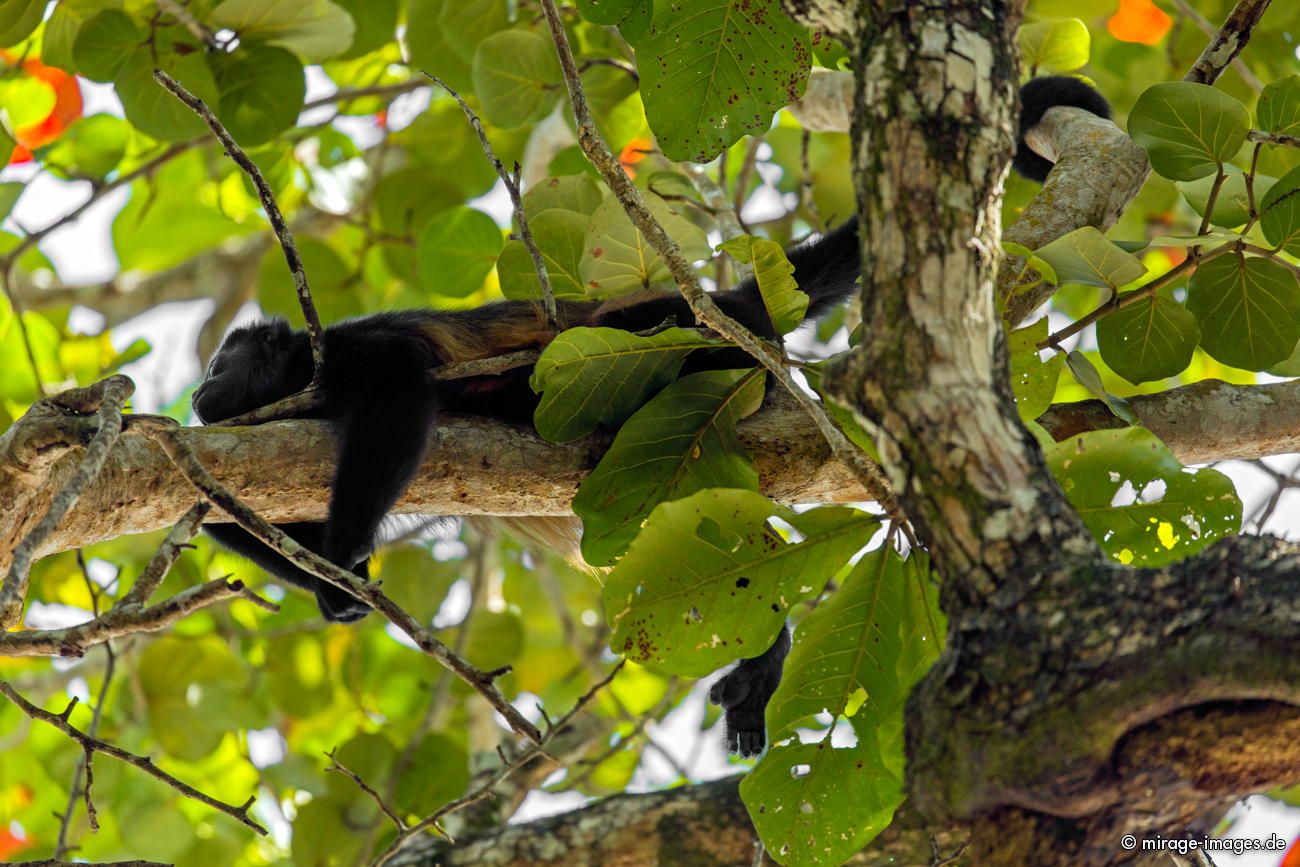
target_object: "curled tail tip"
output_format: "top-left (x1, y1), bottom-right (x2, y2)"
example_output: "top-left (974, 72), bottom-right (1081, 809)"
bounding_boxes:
top-left (1015, 76), bottom-right (1111, 182)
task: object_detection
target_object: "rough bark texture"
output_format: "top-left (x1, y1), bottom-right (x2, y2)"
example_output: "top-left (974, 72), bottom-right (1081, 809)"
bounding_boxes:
top-left (0, 391), bottom-right (875, 571)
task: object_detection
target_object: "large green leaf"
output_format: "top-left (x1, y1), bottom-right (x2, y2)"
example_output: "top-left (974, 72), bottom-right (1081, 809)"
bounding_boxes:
top-left (577, 0), bottom-right (652, 42)
top-left (637, 0), bottom-right (811, 162)
top-left (1046, 427), bottom-right (1241, 567)
top-left (114, 49), bottom-right (222, 142)
top-left (209, 43), bottom-right (306, 146)
top-left (0, 0), bottom-right (44, 47)
top-left (1033, 226), bottom-right (1148, 289)
top-left (523, 174), bottom-right (604, 220)
top-left (1256, 74), bottom-right (1300, 138)
top-left (530, 326), bottom-right (722, 441)
top-left (1007, 318), bottom-right (1065, 421)
top-left (741, 737), bottom-right (901, 867)
top-left (405, 0), bottom-right (475, 93)
top-left (1128, 82), bottom-right (1249, 181)
top-left (472, 30), bottom-right (563, 129)
top-left (604, 490), bottom-right (875, 677)
top-left (42, 0), bottom-right (121, 72)
top-left (497, 209), bottom-right (590, 300)
top-left (72, 9), bottom-right (144, 83)
top-left (1096, 295), bottom-right (1200, 385)
top-left (1019, 19), bottom-right (1090, 74)
top-left (1185, 252), bottom-right (1300, 370)
top-left (332, 0), bottom-right (399, 58)
top-left (1259, 164), bottom-right (1300, 256)
top-left (415, 206), bottom-right (504, 297)
top-left (580, 193), bottom-right (710, 296)
top-left (211, 0), bottom-right (356, 62)
top-left (721, 234), bottom-right (809, 334)
top-left (44, 113), bottom-right (130, 178)
top-left (574, 367), bottom-right (765, 566)
top-left (1177, 168), bottom-right (1276, 229)
top-left (438, 0), bottom-right (509, 64)
top-left (138, 636), bottom-right (250, 761)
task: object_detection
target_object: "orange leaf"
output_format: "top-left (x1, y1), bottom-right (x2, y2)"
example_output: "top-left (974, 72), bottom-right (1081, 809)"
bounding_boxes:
top-left (0, 827), bottom-right (31, 860)
top-left (2, 53), bottom-right (84, 162)
top-left (1283, 836), bottom-right (1300, 867)
top-left (1107, 0), bottom-right (1173, 46)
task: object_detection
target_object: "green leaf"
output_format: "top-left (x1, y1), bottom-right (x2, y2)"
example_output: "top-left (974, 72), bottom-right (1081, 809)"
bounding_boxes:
top-left (209, 43), bottom-right (306, 146)
top-left (45, 113), bottom-right (130, 178)
top-left (1066, 350), bottom-right (1137, 424)
top-left (405, 0), bottom-right (475, 94)
top-left (767, 547), bottom-right (906, 739)
top-left (1256, 74), bottom-right (1300, 138)
top-left (1177, 168), bottom-right (1275, 229)
top-left (138, 636), bottom-right (248, 761)
top-left (42, 0), bottom-right (122, 72)
top-left (471, 30), bottom-right (563, 129)
top-left (438, 0), bottom-right (509, 64)
top-left (530, 326), bottom-right (722, 441)
top-left (1148, 232), bottom-right (1244, 247)
top-left (292, 800), bottom-right (366, 867)
top-left (638, 0), bottom-right (812, 162)
top-left (1128, 82), bottom-right (1249, 181)
top-left (72, 8), bottom-right (143, 82)
top-left (0, 77), bottom-right (54, 128)
top-left (721, 234), bottom-right (809, 334)
top-left (211, 0), bottom-right (356, 62)
top-left (523, 174), bottom-right (604, 219)
top-left (0, 0), bottom-right (44, 47)
top-left (580, 193), bottom-right (710, 295)
top-left (576, 0), bottom-right (652, 43)
top-left (1186, 252), bottom-right (1300, 370)
top-left (1046, 427), bottom-right (1241, 567)
top-left (415, 206), bottom-right (504, 298)
top-left (1019, 19), bottom-right (1090, 73)
top-left (0, 182), bottom-right (22, 222)
top-left (393, 734), bottom-right (470, 815)
top-left (1096, 295), bottom-right (1200, 385)
top-left (1007, 318), bottom-right (1065, 421)
top-left (604, 490), bottom-right (874, 677)
top-left (742, 738), bottom-right (901, 867)
top-left (1258, 164), bottom-right (1300, 256)
top-left (114, 49), bottom-right (222, 142)
top-left (1033, 226), bottom-right (1148, 289)
top-left (498, 209), bottom-right (590, 301)
top-left (265, 633), bottom-right (334, 717)
top-left (332, 0), bottom-right (398, 59)
top-left (574, 367), bottom-right (765, 566)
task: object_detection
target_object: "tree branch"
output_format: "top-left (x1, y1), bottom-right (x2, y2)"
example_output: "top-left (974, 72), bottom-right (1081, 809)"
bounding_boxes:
top-left (0, 682), bottom-right (268, 835)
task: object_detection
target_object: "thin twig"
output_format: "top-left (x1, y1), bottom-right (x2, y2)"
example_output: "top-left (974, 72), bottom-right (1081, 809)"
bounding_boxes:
top-left (0, 576), bottom-right (279, 657)
top-left (153, 70), bottom-right (327, 376)
top-left (155, 0), bottom-right (221, 50)
top-left (0, 682), bottom-right (268, 835)
top-left (372, 660), bottom-right (626, 866)
top-left (326, 749), bottom-right (414, 834)
top-left (54, 639), bottom-right (115, 850)
top-left (132, 419), bottom-right (543, 745)
top-left (1248, 128), bottom-right (1300, 149)
top-left (0, 376), bottom-right (134, 629)
top-left (116, 501), bottom-right (211, 609)
top-left (538, 0), bottom-right (900, 517)
top-left (422, 72), bottom-right (560, 330)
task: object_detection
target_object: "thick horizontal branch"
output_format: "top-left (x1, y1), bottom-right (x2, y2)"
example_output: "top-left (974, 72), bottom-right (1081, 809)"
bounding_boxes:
top-left (390, 776), bottom-right (962, 867)
top-left (0, 392), bottom-right (872, 569)
top-left (1039, 377), bottom-right (1300, 465)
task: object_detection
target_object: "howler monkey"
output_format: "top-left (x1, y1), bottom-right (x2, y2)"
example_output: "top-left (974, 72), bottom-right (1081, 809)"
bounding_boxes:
top-left (192, 76), bottom-right (1109, 757)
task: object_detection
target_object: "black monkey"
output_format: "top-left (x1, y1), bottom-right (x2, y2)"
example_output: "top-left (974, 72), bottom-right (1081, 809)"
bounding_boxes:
top-left (193, 76), bottom-right (1108, 756)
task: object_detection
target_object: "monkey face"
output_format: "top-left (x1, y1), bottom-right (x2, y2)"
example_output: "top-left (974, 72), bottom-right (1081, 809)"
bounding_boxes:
top-left (192, 319), bottom-right (312, 423)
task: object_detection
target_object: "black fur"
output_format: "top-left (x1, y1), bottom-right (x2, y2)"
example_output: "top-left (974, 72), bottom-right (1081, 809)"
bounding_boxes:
top-left (1014, 76), bottom-right (1112, 183)
top-left (193, 76), bottom-right (1106, 753)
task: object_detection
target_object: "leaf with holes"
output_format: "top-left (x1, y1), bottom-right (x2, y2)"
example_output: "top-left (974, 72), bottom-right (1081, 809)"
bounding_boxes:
top-left (1259, 165), bottom-right (1300, 256)
top-left (1128, 82), bottom-right (1248, 181)
top-left (1097, 295), bottom-right (1199, 385)
top-left (530, 327), bottom-right (723, 442)
top-left (742, 737), bottom-right (901, 867)
top-left (604, 490), bottom-right (875, 677)
top-left (637, 0), bottom-right (812, 162)
top-left (1186, 253), bottom-right (1300, 370)
top-left (580, 193), bottom-right (710, 295)
top-left (1257, 75), bottom-right (1300, 138)
top-left (721, 234), bottom-right (808, 334)
top-left (1034, 227), bottom-right (1148, 289)
top-left (1046, 427), bottom-right (1240, 567)
top-left (575, 368), bottom-right (765, 566)
top-left (766, 546), bottom-right (944, 743)
top-left (1008, 318), bottom-right (1066, 420)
